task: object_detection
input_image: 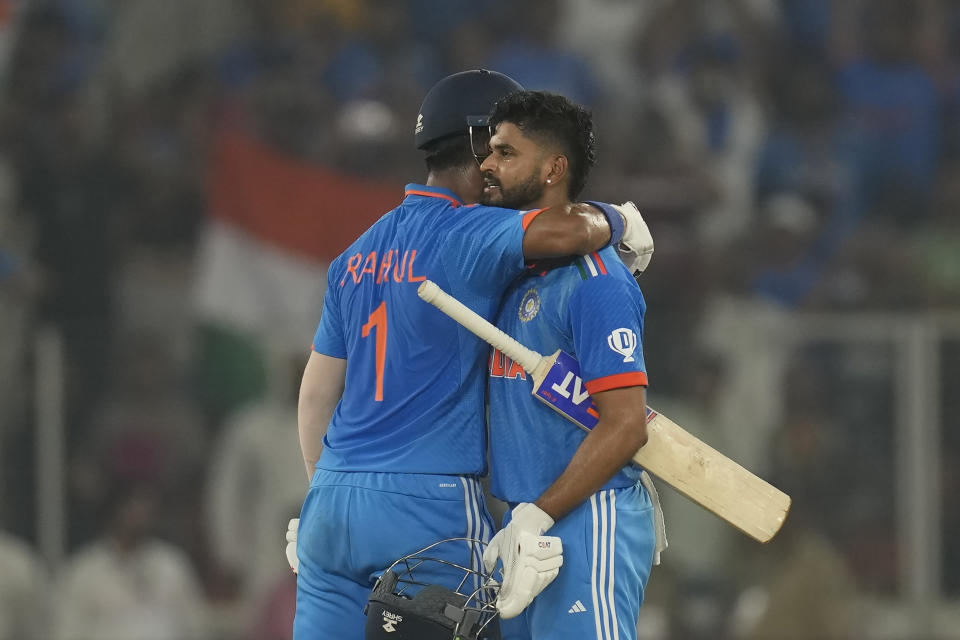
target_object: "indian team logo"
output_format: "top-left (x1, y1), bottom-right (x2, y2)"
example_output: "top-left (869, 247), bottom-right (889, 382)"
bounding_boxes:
top-left (414, 113), bottom-right (423, 134)
top-left (518, 288), bottom-right (541, 322)
top-left (607, 328), bottom-right (637, 362)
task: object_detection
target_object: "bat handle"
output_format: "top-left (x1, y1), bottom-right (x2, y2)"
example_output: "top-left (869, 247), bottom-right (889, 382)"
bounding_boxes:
top-left (418, 280), bottom-right (543, 372)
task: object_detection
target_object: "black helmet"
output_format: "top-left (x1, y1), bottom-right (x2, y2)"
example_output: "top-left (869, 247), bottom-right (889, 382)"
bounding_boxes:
top-left (365, 538), bottom-right (500, 640)
top-left (414, 69), bottom-right (523, 149)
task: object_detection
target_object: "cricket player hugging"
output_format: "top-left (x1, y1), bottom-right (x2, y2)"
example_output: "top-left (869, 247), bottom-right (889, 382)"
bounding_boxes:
top-left (477, 91), bottom-right (663, 640)
top-left (485, 251), bottom-right (660, 640)
top-left (290, 70), bottom-right (644, 640)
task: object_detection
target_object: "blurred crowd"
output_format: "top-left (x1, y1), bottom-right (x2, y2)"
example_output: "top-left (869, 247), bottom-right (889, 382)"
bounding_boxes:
top-left (1, 0), bottom-right (959, 638)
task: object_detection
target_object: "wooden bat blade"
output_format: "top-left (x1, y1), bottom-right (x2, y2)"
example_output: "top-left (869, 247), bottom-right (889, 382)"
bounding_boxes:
top-left (529, 352), bottom-right (790, 542)
top-left (417, 279), bottom-right (791, 542)
top-left (638, 410), bottom-right (791, 543)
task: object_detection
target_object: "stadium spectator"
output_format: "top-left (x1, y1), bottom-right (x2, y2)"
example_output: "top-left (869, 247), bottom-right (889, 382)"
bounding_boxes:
top-left (70, 333), bottom-right (207, 548)
top-left (483, 0), bottom-right (601, 107)
top-left (0, 158), bottom-right (35, 447)
top-left (0, 530), bottom-right (47, 640)
top-left (5, 3), bottom-right (120, 441)
top-left (204, 355), bottom-right (305, 616)
top-left (754, 53), bottom-right (845, 206)
top-left (51, 484), bottom-right (206, 640)
top-left (646, 31), bottom-right (767, 246)
top-left (834, 0), bottom-right (941, 227)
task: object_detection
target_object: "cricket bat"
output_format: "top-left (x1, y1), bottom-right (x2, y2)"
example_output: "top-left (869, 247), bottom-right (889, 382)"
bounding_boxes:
top-left (417, 280), bottom-right (790, 543)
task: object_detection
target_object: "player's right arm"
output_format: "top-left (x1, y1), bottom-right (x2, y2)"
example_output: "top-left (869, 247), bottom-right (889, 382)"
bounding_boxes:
top-left (520, 202), bottom-right (615, 258)
top-left (482, 384), bottom-right (649, 618)
top-left (534, 385), bottom-right (648, 520)
top-left (298, 351), bottom-right (346, 479)
top-left (449, 201), bottom-right (627, 296)
top-left (536, 272), bottom-right (650, 519)
top-left (523, 201), bottom-right (652, 273)
top-left (449, 200), bottom-right (649, 297)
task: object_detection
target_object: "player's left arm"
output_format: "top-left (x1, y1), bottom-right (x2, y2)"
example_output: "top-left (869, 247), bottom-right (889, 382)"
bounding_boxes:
top-left (534, 385), bottom-right (647, 520)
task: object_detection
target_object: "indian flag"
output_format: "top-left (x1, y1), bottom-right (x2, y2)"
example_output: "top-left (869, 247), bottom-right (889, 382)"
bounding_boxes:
top-left (193, 126), bottom-right (401, 352)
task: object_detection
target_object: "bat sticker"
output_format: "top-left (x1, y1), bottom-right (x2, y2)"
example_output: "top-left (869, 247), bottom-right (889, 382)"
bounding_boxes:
top-left (534, 351), bottom-right (600, 430)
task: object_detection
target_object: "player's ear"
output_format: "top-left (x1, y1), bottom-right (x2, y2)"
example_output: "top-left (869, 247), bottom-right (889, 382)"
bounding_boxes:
top-left (543, 154), bottom-right (567, 187)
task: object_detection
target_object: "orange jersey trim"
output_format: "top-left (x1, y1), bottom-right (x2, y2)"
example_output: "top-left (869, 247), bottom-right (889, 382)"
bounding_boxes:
top-left (404, 189), bottom-right (462, 208)
top-left (521, 207), bottom-right (548, 230)
top-left (584, 371), bottom-right (648, 394)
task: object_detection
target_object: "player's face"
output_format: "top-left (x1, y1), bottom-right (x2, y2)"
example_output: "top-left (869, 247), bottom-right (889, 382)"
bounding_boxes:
top-left (479, 122), bottom-right (548, 209)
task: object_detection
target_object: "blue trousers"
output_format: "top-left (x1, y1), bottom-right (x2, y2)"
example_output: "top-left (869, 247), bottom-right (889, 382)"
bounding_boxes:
top-left (500, 483), bottom-right (656, 640)
top-left (293, 469), bottom-right (495, 639)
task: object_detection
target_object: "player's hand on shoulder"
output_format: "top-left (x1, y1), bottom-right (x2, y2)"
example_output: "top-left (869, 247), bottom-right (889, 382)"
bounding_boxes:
top-left (614, 201), bottom-right (654, 277)
top-left (483, 502), bottom-right (563, 619)
top-left (285, 518), bottom-right (300, 574)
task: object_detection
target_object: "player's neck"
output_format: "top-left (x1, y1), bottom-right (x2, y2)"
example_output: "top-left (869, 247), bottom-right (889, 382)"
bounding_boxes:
top-left (424, 168), bottom-right (480, 205)
top-left (527, 185), bottom-right (570, 211)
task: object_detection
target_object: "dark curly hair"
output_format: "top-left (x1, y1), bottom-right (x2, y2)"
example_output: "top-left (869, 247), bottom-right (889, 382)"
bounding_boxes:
top-left (488, 91), bottom-right (597, 199)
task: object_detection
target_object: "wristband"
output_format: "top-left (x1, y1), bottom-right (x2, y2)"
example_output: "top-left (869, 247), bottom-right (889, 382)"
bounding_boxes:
top-left (585, 201), bottom-right (624, 248)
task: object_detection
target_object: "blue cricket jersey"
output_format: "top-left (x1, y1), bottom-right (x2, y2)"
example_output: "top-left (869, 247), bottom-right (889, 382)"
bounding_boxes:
top-left (488, 246), bottom-right (649, 503)
top-left (312, 184), bottom-right (547, 475)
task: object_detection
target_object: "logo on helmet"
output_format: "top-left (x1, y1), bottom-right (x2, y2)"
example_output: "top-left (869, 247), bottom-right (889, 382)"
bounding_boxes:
top-left (414, 114), bottom-right (424, 135)
top-left (366, 538), bottom-right (500, 640)
top-left (382, 610), bottom-right (403, 632)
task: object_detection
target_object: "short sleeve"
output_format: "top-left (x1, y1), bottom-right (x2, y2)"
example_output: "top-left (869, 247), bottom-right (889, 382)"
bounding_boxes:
top-left (442, 205), bottom-right (543, 295)
top-left (569, 276), bottom-right (648, 394)
top-left (312, 277), bottom-right (347, 358)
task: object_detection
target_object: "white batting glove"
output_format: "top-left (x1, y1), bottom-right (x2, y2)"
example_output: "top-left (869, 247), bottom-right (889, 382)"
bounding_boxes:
top-left (615, 201), bottom-right (654, 276)
top-left (285, 518), bottom-right (299, 574)
top-left (483, 503), bottom-right (563, 619)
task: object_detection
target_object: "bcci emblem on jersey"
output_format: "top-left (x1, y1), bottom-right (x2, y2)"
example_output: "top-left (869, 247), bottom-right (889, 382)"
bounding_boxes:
top-left (518, 288), bottom-right (541, 322)
top-left (607, 327), bottom-right (638, 362)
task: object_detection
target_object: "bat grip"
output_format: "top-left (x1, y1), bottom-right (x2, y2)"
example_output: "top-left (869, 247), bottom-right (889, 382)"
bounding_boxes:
top-left (418, 280), bottom-right (543, 372)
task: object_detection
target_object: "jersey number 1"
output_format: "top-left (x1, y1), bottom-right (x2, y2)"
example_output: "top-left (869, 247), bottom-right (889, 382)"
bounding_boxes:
top-left (362, 301), bottom-right (388, 401)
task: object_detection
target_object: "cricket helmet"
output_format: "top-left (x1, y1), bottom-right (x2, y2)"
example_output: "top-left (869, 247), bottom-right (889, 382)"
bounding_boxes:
top-left (414, 69), bottom-right (523, 149)
top-left (365, 537), bottom-right (500, 640)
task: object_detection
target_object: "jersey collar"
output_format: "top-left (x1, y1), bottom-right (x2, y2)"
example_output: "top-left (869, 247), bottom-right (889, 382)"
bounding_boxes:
top-left (403, 183), bottom-right (464, 208)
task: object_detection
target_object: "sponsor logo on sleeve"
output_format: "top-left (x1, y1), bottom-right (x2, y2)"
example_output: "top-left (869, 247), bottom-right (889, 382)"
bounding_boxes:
top-left (607, 328), bottom-right (637, 362)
